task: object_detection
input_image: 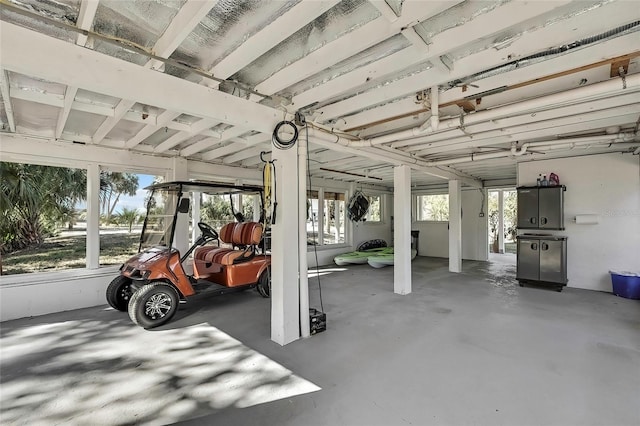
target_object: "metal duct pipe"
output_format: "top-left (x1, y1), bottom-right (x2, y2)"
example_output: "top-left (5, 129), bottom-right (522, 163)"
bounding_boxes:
top-left (423, 143), bottom-right (528, 166)
top-left (399, 92), bottom-right (640, 151)
top-left (365, 73), bottom-right (640, 146)
top-left (308, 127), bottom-right (483, 187)
top-left (534, 142), bottom-right (640, 151)
top-left (421, 134), bottom-right (638, 166)
top-left (408, 104), bottom-right (640, 156)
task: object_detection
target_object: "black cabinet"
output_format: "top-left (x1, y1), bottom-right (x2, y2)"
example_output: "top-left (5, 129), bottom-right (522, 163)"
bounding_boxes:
top-left (517, 186), bottom-right (565, 230)
top-left (516, 235), bottom-right (568, 291)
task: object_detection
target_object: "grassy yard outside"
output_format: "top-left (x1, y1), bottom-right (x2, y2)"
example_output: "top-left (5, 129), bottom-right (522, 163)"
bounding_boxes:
top-left (1, 229), bottom-right (139, 275)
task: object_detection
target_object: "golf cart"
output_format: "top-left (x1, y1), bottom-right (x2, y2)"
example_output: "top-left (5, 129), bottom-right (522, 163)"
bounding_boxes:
top-left (106, 181), bottom-right (271, 329)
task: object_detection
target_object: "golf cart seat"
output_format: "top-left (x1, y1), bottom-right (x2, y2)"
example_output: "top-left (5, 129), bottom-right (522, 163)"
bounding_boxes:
top-left (194, 222), bottom-right (237, 267)
top-left (194, 222), bottom-right (263, 276)
top-left (210, 222), bottom-right (263, 265)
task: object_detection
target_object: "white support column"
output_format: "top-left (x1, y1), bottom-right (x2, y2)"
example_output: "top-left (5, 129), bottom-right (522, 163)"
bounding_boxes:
top-left (298, 134), bottom-right (310, 338)
top-left (498, 190), bottom-right (505, 254)
top-left (171, 157), bottom-right (189, 255)
top-left (191, 191), bottom-right (201, 245)
top-left (348, 182), bottom-right (356, 246)
top-left (394, 165), bottom-right (411, 295)
top-left (253, 195), bottom-right (261, 222)
top-left (449, 180), bottom-right (462, 273)
top-left (316, 188), bottom-right (324, 244)
top-left (86, 163), bottom-right (100, 269)
top-left (271, 144), bottom-right (300, 345)
top-left (334, 201), bottom-right (340, 242)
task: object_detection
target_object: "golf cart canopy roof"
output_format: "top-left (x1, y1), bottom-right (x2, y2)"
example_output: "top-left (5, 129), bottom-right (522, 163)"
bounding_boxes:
top-left (145, 181), bottom-right (263, 195)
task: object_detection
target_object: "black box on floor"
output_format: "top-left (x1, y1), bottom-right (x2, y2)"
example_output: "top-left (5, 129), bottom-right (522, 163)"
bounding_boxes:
top-left (310, 308), bottom-right (326, 335)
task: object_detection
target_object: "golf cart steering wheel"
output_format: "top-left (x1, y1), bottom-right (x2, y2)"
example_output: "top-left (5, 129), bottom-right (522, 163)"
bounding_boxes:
top-left (198, 222), bottom-right (219, 241)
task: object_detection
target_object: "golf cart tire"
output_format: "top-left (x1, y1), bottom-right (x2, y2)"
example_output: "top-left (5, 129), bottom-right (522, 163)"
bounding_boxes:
top-left (128, 282), bottom-right (180, 329)
top-left (257, 268), bottom-right (271, 298)
top-left (106, 276), bottom-right (133, 312)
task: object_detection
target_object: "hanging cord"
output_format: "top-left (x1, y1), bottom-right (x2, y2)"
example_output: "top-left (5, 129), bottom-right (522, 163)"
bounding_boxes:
top-left (305, 124), bottom-right (325, 313)
top-left (272, 121), bottom-right (298, 150)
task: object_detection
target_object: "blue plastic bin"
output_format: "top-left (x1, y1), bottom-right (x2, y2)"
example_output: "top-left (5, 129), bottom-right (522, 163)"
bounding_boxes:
top-left (609, 271), bottom-right (640, 300)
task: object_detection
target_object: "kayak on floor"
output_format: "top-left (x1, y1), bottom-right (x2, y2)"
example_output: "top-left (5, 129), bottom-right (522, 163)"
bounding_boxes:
top-left (333, 246), bottom-right (393, 266)
top-left (367, 248), bottom-right (418, 268)
top-left (334, 238), bottom-right (418, 268)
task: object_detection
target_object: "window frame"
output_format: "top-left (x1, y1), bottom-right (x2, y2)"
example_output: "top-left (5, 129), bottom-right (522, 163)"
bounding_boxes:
top-left (363, 193), bottom-right (384, 224)
top-left (307, 187), bottom-right (350, 249)
top-left (415, 193), bottom-right (450, 222)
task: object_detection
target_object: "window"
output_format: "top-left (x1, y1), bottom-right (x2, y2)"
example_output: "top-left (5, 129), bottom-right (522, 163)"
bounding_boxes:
top-left (201, 194), bottom-right (235, 229)
top-left (307, 190), bottom-right (319, 245)
top-left (99, 173), bottom-right (163, 267)
top-left (1, 162), bottom-right (86, 275)
top-left (416, 194), bottom-right (449, 221)
top-left (365, 195), bottom-right (381, 222)
top-left (307, 189), bottom-right (347, 246)
top-left (322, 192), bottom-right (346, 245)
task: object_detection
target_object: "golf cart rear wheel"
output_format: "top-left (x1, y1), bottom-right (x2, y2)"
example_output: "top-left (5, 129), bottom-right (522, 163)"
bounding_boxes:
top-left (257, 268), bottom-right (271, 298)
top-left (128, 283), bottom-right (179, 329)
top-left (106, 276), bottom-right (133, 311)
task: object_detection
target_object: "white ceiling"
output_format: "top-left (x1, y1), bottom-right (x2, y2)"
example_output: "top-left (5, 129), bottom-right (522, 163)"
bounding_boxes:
top-left (1, 0), bottom-right (639, 189)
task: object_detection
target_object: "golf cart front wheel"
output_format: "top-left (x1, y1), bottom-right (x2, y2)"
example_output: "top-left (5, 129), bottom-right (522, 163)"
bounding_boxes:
top-left (106, 276), bottom-right (133, 311)
top-left (257, 268), bottom-right (271, 298)
top-left (128, 283), bottom-right (179, 329)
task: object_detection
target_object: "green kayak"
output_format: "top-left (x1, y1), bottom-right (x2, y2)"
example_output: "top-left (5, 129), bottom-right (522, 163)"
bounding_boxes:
top-left (367, 249), bottom-right (418, 268)
top-left (334, 247), bottom-right (394, 266)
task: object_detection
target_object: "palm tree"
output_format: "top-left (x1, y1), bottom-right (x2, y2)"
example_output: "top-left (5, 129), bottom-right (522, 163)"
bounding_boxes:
top-left (113, 207), bottom-right (140, 233)
top-left (1, 162), bottom-right (87, 254)
top-left (100, 172), bottom-right (139, 223)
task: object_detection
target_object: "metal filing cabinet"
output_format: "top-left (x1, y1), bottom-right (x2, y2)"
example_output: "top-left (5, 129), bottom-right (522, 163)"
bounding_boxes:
top-left (517, 186), bottom-right (566, 230)
top-left (516, 235), bottom-right (568, 291)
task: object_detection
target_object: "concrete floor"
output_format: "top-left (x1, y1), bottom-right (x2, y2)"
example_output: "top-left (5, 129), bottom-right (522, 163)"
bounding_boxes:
top-left (1, 257), bottom-right (639, 425)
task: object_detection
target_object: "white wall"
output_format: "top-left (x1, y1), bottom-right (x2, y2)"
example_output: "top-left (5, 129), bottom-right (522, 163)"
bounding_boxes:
top-left (0, 268), bottom-right (118, 321)
top-left (307, 194), bottom-right (393, 267)
top-left (411, 189), bottom-right (489, 261)
top-left (518, 153), bottom-right (640, 292)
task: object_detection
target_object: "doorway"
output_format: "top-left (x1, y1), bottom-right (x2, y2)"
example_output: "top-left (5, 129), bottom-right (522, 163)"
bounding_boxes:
top-left (488, 189), bottom-right (517, 263)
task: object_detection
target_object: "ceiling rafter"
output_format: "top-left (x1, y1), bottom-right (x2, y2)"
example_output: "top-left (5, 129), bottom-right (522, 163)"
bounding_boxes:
top-left (317, 1), bottom-right (633, 124)
top-left (222, 145), bottom-right (270, 165)
top-left (401, 92), bottom-right (640, 152)
top-left (6, 86), bottom-right (225, 136)
top-left (368, 0), bottom-right (399, 22)
top-left (295, 0), bottom-right (572, 113)
top-left (154, 118), bottom-right (219, 153)
top-left (344, 51), bottom-right (640, 135)
top-left (55, 0), bottom-right (100, 139)
top-left (199, 0), bottom-right (341, 140)
top-left (255, 1), bottom-right (460, 97)
top-left (0, 69), bottom-right (16, 132)
top-left (324, 29), bottom-right (638, 127)
top-left (0, 24), bottom-right (283, 137)
top-left (201, 142), bottom-right (249, 161)
top-left (92, 0), bottom-right (218, 145)
top-left (180, 137), bottom-right (224, 157)
top-left (411, 109), bottom-right (640, 157)
top-left (209, 0), bottom-right (341, 87)
top-left (125, 111), bottom-right (182, 149)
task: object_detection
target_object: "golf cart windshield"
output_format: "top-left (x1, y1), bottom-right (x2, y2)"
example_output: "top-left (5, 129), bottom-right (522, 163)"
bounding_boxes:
top-left (139, 187), bottom-right (180, 251)
top-left (138, 181), bottom-right (265, 253)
